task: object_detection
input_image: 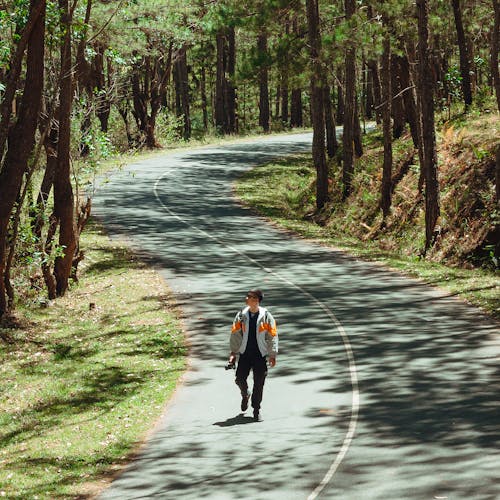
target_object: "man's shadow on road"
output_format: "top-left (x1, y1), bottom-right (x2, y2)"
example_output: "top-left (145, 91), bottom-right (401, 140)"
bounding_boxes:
top-left (213, 413), bottom-right (255, 427)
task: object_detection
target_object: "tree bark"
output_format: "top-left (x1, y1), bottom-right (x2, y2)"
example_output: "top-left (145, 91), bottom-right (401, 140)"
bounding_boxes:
top-left (226, 26), bottom-right (237, 133)
top-left (174, 45), bottom-right (191, 140)
top-left (451, 0), bottom-right (473, 108)
top-left (324, 85), bottom-right (338, 159)
top-left (290, 88), bottom-right (303, 127)
top-left (258, 29), bottom-right (270, 132)
top-left (201, 64), bottom-right (208, 130)
top-left (367, 60), bottom-right (382, 124)
top-left (342, 0), bottom-right (356, 199)
top-left (353, 99), bottom-right (363, 157)
top-left (0, 0), bottom-right (45, 316)
top-left (215, 28), bottom-right (237, 134)
top-left (398, 53), bottom-right (419, 148)
top-left (381, 35), bottom-right (393, 220)
top-left (492, 0), bottom-right (500, 112)
top-left (53, 0), bottom-right (77, 296)
top-left (417, 0), bottom-right (440, 251)
top-left (391, 54), bottom-right (406, 139)
top-left (0, 0), bottom-right (46, 163)
top-left (306, 0), bottom-right (328, 209)
top-left (215, 30), bottom-right (226, 133)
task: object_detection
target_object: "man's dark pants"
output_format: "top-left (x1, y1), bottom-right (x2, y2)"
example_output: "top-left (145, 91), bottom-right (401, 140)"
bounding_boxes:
top-left (235, 353), bottom-right (268, 411)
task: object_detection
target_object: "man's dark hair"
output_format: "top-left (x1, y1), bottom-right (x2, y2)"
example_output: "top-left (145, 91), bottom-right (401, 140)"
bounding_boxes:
top-left (247, 289), bottom-right (264, 302)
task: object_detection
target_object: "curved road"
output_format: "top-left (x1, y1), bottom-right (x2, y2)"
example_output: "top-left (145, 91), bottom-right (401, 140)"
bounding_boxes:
top-left (94, 133), bottom-right (499, 500)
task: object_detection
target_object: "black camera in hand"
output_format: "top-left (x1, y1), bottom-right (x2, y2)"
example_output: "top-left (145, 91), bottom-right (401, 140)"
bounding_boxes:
top-left (225, 361), bottom-right (236, 370)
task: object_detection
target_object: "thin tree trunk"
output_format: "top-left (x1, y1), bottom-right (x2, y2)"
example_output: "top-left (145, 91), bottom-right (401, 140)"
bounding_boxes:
top-left (365, 61), bottom-right (374, 120)
top-left (337, 81), bottom-right (345, 124)
top-left (496, 145), bottom-right (500, 205)
top-left (342, 0), bottom-right (356, 199)
top-left (367, 60), bottom-right (381, 123)
top-left (290, 88), bottom-right (303, 127)
top-left (391, 54), bottom-right (405, 139)
top-left (417, 0), bottom-right (440, 252)
top-left (353, 99), bottom-right (363, 158)
top-left (54, 0), bottom-right (77, 296)
top-left (324, 85), bottom-right (338, 158)
top-left (226, 26), bottom-right (237, 133)
top-left (281, 79), bottom-right (289, 125)
top-left (201, 64), bottom-right (208, 130)
top-left (174, 45), bottom-right (191, 140)
top-left (492, 0), bottom-right (500, 112)
top-left (0, 0), bottom-right (45, 316)
top-left (381, 34), bottom-right (393, 220)
top-left (451, 0), bottom-right (473, 108)
top-left (275, 84), bottom-right (281, 120)
top-left (406, 37), bottom-right (426, 192)
top-left (398, 53), bottom-right (419, 148)
top-left (215, 31), bottom-right (225, 133)
top-left (258, 29), bottom-right (270, 132)
top-left (306, 0), bottom-right (328, 209)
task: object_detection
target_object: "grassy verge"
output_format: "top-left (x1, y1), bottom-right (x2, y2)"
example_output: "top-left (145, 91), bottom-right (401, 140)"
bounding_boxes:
top-left (234, 154), bottom-right (499, 319)
top-left (0, 220), bottom-right (187, 499)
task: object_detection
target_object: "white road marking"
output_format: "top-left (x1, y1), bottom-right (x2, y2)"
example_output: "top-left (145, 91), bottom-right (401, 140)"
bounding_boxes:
top-left (153, 165), bottom-right (360, 499)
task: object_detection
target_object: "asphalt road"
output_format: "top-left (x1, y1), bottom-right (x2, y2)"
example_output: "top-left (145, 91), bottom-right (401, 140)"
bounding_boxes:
top-left (94, 133), bottom-right (499, 500)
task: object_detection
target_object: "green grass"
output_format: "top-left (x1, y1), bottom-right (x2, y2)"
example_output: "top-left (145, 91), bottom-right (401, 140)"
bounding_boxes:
top-left (235, 155), bottom-right (500, 319)
top-left (0, 220), bottom-right (187, 499)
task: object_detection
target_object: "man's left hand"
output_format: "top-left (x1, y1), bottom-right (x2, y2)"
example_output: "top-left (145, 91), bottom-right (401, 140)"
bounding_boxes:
top-left (269, 357), bottom-right (276, 367)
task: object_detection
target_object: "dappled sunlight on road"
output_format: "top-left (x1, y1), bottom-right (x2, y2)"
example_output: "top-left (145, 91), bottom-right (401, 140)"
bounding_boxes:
top-left (94, 133), bottom-right (499, 499)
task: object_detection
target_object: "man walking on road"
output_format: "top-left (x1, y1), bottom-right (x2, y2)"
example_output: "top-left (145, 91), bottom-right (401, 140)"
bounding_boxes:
top-left (228, 289), bottom-right (278, 422)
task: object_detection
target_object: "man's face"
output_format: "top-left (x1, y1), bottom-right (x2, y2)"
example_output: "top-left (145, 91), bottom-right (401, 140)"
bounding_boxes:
top-left (246, 293), bottom-right (260, 308)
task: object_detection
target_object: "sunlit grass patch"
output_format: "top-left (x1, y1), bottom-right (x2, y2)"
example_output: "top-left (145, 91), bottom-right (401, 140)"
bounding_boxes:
top-left (0, 220), bottom-right (186, 498)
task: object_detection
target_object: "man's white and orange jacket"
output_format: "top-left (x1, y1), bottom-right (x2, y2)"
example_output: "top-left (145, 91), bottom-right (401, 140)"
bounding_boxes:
top-left (230, 306), bottom-right (278, 358)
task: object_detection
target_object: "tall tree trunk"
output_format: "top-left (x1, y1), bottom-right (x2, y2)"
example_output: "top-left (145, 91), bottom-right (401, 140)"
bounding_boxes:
top-left (93, 42), bottom-right (111, 133)
top-left (174, 45), bottom-right (191, 140)
top-left (451, 0), bottom-right (473, 108)
top-left (417, 0), bottom-right (440, 251)
top-left (324, 85), bottom-right (338, 159)
top-left (364, 61), bottom-right (374, 120)
top-left (381, 35), bottom-right (393, 220)
top-left (201, 64), bottom-right (208, 130)
top-left (281, 78), bottom-right (289, 125)
top-left (226, 26), bottom-right (237, 133)
top-left (215, 28), bottom-right (236, 134)
top-left (0, 0), bottom-right (46, 163)
top-left (53, 0), bottom-right (77, 296)
top-left (275, 84), bottom-right (281, 120)
top-left (353, 99), bottom-right (363, 157)
top-left (0, 0), bottom-right (45, 316)
top-left (398, 53), bottom-right (419, 148)
top-left (391, 54), bottom-right (406, 139)
top-left (337, 80), bottom-right (345, 124)
top-left (492, 0), bottom-right (500, 112)
top-left (496, 145), bottom-right (500, 205)
top-left (367, 60), bottom-right (382, 123)
top-left (290, 88), bottom-right (303, 127)
top-left (406, 37), bottom-right (426, 192)
top-left (258, 29), bottom-right (270, 132)
top-left (342, 0), bottom-right (356, 199)
top-left (306, 0), bottom-right (328, 209)
top-left (215, 31), bottom-right (225, 132)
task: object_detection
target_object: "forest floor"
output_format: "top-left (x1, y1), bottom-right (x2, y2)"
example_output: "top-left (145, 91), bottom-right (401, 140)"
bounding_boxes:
top-left (235, 113), bottom-right (499, 319)
top-left (0, 221), bottom-right (186, 498)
